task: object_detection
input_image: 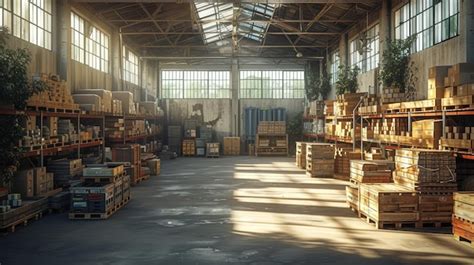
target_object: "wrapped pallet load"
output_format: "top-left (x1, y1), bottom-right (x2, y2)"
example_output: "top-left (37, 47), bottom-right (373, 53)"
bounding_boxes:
top-left (72, 94), bottom-right (102, 112)
top-left (112, 91), bottom-right (136, 114)
top-left (75, 89), bottom-right (112, 113)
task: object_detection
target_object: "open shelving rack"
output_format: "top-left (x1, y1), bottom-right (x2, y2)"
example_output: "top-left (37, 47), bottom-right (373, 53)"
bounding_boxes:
top-left (0, 107), bottom-right (163, 165)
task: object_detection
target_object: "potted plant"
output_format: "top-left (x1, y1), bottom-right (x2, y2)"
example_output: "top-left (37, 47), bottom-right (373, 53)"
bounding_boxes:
top-left (335, 65), bottom-right (359, 95)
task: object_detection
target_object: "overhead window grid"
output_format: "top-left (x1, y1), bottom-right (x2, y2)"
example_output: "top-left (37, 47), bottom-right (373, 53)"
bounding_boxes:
top-left (161, 70), bottom-right (231, 99)
top-left (395, 0), bottom-right (459, 53)
top-left (0, 0), bottom-right (52, 50)
top-left (123, 47), bottom-right (139, 85)
top-left (239, 70), bottom-right (305, 99)
top-left (350, 24), bottom-right (379, 73)
top-left (329, 51), bottom-right (340, 85)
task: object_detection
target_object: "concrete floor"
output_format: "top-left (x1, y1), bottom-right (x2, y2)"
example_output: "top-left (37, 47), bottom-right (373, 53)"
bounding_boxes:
top-left (0, 156), bottom-right (473, 265)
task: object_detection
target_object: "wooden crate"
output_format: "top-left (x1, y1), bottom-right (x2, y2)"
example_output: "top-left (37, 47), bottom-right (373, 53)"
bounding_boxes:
top-left (346, 184), bottom-right (359, 212)
top-left (306, 143), bottom-right (334, 177)
top-left (295, 142), bottom-right (307, 169)
top-left (256, 134), bottom-right (288, 156)
top-left (334, 148), bottom-right (361, 180)
top-left (206, 143), bottom-right (220, 157)
top-left (182, 139), bottom-right (196, 156)
top-left (350, 160), bottom-right (393, 184)
top-left (223, 137), bottom-right (240, 155)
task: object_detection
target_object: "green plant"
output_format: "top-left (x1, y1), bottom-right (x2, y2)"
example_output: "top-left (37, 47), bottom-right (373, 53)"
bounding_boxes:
top-left (305, 62), bottom-right (331, 100)
top-left (0, 27), bottom-right (49, 187)
top-left (287, 112), bottom-right (304, 155)
top-left (335, 65), bottom-right (359, 95)
top-left (379, 36), bottom-right (417, 99)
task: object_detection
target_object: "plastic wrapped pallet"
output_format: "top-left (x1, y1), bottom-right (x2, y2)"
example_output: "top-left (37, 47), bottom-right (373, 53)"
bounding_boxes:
top-left (75, 89), bottom-right (112, 113)
top-left (112, 91), bottom-right (136, 114)
top-left (72, 94), bottom-right (102, 112)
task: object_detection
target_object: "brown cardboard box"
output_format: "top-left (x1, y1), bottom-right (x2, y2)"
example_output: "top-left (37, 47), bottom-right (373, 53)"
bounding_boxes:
top-left (428, 66), bottom-right (450, 99)
top-left (450, 63), bottom-right (474, 86)
top-left (13, 169), bottom-right (34, 198)
top-left (444, 87), bottom-right (457, 98)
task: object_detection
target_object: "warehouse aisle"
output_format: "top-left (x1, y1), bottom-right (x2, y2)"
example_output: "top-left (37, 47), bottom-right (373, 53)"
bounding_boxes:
top-left (0, 157), bottom-right (473, 265)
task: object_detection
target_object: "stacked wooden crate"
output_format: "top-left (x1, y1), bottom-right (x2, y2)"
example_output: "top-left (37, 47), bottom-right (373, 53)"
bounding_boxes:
top-left (27, 74), bottom-right (79, 111)
top-left (146, 159), bottom-right (161, 176)
top-left (223, 137), bottom-right (240, 155)
top-left (364, 148), bottom-right (385, 160)
top-left (358, 94), bottom-right (381, 115)
top-left (105, 118), bottom-right (124, 139)
top-left (257, 121), bottom-right (286, 135)
top-left (306, 143), bottom-right (334, 178)
top-left (394, 149), bottom-right (457, 225)
top-left (256, 121), bottom-right (288, 156)
top-left (411, 119), bottom-right (443, 149)
top-left (350, 160), bottom-right (393, 185)
top-left (182, 139), bottom-right (196, 156)
top-left (442, 63), bottom-right (474, 109)
top-left (206, 143), bottom-right (220, 158)
top-left (74, 89), bottom-right (112, 113)
top-left (334, 93), bottom-right (366, 116)
top-left (112, 144), bottom-right (142, 185)
top-left (125, 120), bottom-right (145, 137)
top-left (70, 164), bottom-right (130, 220)
top-left (13, 167), bottom-right (56, 198)
top-left (334, 148), bottom-right (361, 180)
top-left (441, 126), bottom-right (474, 152)
top-left (46, 158), bottom-right (83, 188)
top-left (295, 142), bottom-right (307, 169)
top-left (452, 192), bottom-right (474, 247)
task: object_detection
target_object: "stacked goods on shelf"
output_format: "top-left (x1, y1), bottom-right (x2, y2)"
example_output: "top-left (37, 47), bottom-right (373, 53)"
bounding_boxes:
top-left (334, 148), bottom-right (362, 180)
top-left (125, 119), bottom-right (145, 137)
top-left (168, 125), bottom-right (182, 155)
top-left (223, 137), bottom-right (240, 155)
top-left (0, 194), bottom-right (48, 231)
top-left (146, 159), bottom-right (161, 176)
top-left (334, 93), bottom-right (366, 116)
top-left (112, 99), bottom-right (123, 114)
top-left (349, 160), bottom-right (393, 185)
top-left (105, 118), bottom-right (124, 139)
top-left (112, 91), bottom-right (136, 114)
top-left (295, 142), bottom-right (306, 169)
top-left (72, 94), bottom-right (102, 112)
top-left (359, 183), bottom-right (419, 229)
top-left (182, 139), bottom-right (196, 156)
top-left (305, 143), bottom-right (334, 178)
top-left (13, 168), bottom-right (55, 198)
top-left (452, 192), bottom-right (474, 247)
top-left (112, 144), bottom-right (142, 185)
top-left (27, 74), bottom-right (79, 111)
top-left (256, 121), bottom-right (288, 156)
top-left (58, 119), bottom-right (79, 144)
top-left (381, 87), bottom-right (405, 104)
top-left (411, 119), bottom-right (442, 149)
top-left (19, 116), bottom-right (41, 148)
top-left (394, 149), bottom-right (457, 224)
top-left (139, 102), bottom-right (158, 115)
top-left (442, 63), bottom-right (474, 109)
top-left (358, 94), bottom-right (381, 115)
top-left (46, 159), bottom-right (83, 188)
top-left (441, 126), bottom-right (474, 152)
top-left (184, 119), bottom-right (198, 138)
top-left (324, 100), bottom-right (335, 116)
top-left (364, 148), bottom-right (385, 160)
top-left (326, 121), bottom-right (360, 142)
top-left (206, 143), bottom-right (220, 158)
top-left (70, 164), bottom-right (130, 220)
top-left (74, 89), bottom-right (112, 113)
top-left (361, 125), bottom-right (374, 141)
top-left (308, 100), bottom-right (325, 116)
top-left (82, 125), bottom-right (101, 141)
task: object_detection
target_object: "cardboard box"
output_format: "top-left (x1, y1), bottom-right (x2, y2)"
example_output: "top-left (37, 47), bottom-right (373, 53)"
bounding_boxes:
top-left (13, 169), bottom-right (34, 198)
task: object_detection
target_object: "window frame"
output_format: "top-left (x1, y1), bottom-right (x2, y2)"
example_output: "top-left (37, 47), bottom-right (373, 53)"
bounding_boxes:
top-left (123, 46), bottom-right (139, 85)
top-left (161, 70), bottom-right (231, 99)
top-left (239, 70), bottom-right (305, 99)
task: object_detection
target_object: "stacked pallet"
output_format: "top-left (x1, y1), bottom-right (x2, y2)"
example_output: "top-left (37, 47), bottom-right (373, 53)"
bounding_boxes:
top-left (334, 93), bottom-right (366, 116)
top-left (306, 143), bottom-right (334, 178)
top-left (256, 134), bottom-right (288, 156)
top-left (70, 164), bottom-right (130, 220)
top-left (112, 144), bottom-right (142, 185)
top-left (326, 121), bottom-right (360, 141)
top-left (257, 121), bottom-right (286, 135)
top-left (334, 148), bottom-right (361, 180)
top-left (442, 63), bottom-right (474, 109)
top-left (223, 137), bottom-right (240, 155)
top-left (27, 74), bottom-right (79, 111)
top-left (452, 192), bottom-right (474, 247)
top-left (411, 119), bottom-right (442, 149)
top-left (0, 196), bottom-right (48, 232)
top-left (350, 160), bottom-right (393, 185)
top-left (441, 126), bottom-right (474, 152)
top-left (394, 149), bottom-right (457, 225)
top-left (112, 91), bottom-right (136, 114)
top-left (381, 87), bottom-right (405, 104)
top-left (206, 143), bottom-right (220, 158)
top-left (358, 94), bottom-right (381, 115)
top-left (105, 118), bottom-right (124, 139)
top-left (74, 89), bottom-right (112, 113)
top-left (125, 120), bottom-right (146, 137)
top-left (364, 148), bottom-right (385, 160)
top-left (182, 139), bottom-right (196, 156)
top-left (146, 159), bottom-right (161, 176)
top-left (295, 142), bottom-right (307, 169)
top-left (47, 159), bottom-right (83, 188)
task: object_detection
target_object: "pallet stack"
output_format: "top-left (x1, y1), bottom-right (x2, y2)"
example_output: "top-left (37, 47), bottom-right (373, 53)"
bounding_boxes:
top-left (394, 149), bottom-right (457, 225)
top-left (324, 100), bottom-right (335, 116)
top-left (295, 142), bottom-right (307, 169)
top-left (334, 148), bottom-right (361, 180)
top-left (146, 159), bottom-right (161, 176)
top-left (452, 192), bottom-right (474, 248)
top-left (411, 119), bottom-right (442, 149)
top-left (46, 159), bottom-right (83, 188)
top-left (334, 93), bottom-right (366, 116)
top-left (306, 143), bottom-right (334, 178)
top-left (105, 118), bottom-right (125, 139)
top-left (358, 94), bottom-right (381, 115)
top-left (69, 164), bottom-right (130, 220)
top-left (441, 63), bottom-right (474, 110)
top-left (441, 126), bottom-right (474, 153)
top-left (13, 168), bottom-right (56, 198)
top-left (0, 196), bottom-right (48, 232)
top-left (182, 139), bottom-right (196, 156)
top-left (349, 160), bottom-right (393, 185)
top-left (364, 148), bottom-right (385, 160)
top-left (112, 91), bottom-right (136, 114)
top-left (27, 74), bottom-right (79, 111)
top-left (223, 137), bottom-right (240, 155)
top-left (112, 144), bottom-right (143, 185)
top-left (381, 87), bottom-right (406, 104)
top-left (256, 121), bottom-right (288, 156)
top-left (206, 143), bottom-right (220, 158)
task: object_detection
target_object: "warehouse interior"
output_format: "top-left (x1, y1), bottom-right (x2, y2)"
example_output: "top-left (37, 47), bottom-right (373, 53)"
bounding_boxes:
top-left (0, 0), bottom-right (474, 264)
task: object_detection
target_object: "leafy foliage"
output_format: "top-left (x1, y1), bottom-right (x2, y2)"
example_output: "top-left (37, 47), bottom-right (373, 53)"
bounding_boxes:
top-left (379, 36), bottom-right (417, 99)
top-left (287, 112), bottom-right (304, 155)
top-left (0, 27), bottom-right (49, 186)
top-left (335, 65), bottom-right (359, 95)
top-left (305, 61), bottom-right (331, 100)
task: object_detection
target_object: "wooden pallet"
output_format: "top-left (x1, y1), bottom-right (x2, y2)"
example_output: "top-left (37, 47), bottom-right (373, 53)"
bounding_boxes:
top-left (206, 155), bottom-right (219, 158)
top-left (1, 208), bottom-right (47, 233)
top-left (358, 211), bottom-right (449, 229)
top-left (441, 95), bottom-right (474, 110)
top-left (69, 196), bottom-right (130, 220)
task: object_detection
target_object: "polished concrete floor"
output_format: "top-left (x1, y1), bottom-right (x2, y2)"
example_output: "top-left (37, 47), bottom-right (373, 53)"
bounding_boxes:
top-left (0, 156), bottom-right (473, 265)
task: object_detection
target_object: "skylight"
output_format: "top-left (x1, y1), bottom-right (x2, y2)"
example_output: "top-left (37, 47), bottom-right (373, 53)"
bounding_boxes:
top-left (195, 2), bottom-right (275, 44)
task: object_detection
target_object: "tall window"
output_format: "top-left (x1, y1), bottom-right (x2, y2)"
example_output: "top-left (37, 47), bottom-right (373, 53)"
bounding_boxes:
top-left (70, 12), bottom-right (109, 73)
top-left (239, 70), bottom-right (304, 99)
top-left (0, 0), bottom-right (52, 50)
top-left (329, 52), bottom-right (340, 85)
top-left (395, 0), bottom-right (459, 53)
top-left (350, 24), bottom-right (379, 73)
top-left (123, 47), bottom-right (139, 85)
top-left (161, 70), bottom-right (230, 99)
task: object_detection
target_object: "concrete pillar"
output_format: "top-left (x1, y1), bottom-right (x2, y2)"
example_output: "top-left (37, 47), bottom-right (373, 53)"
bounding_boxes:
top-left (111, 31), bottom-right (122, 91)
top-left (231, 59), bottom-right (239, 136)
top-left (338, 33), bottom-right (349, 66)
top-left (378, 0), bottom-right (392, 94)
top-left (56, 0), bottom-right (70, 83)
top-left (465, 0), bottom-right (474, 63)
